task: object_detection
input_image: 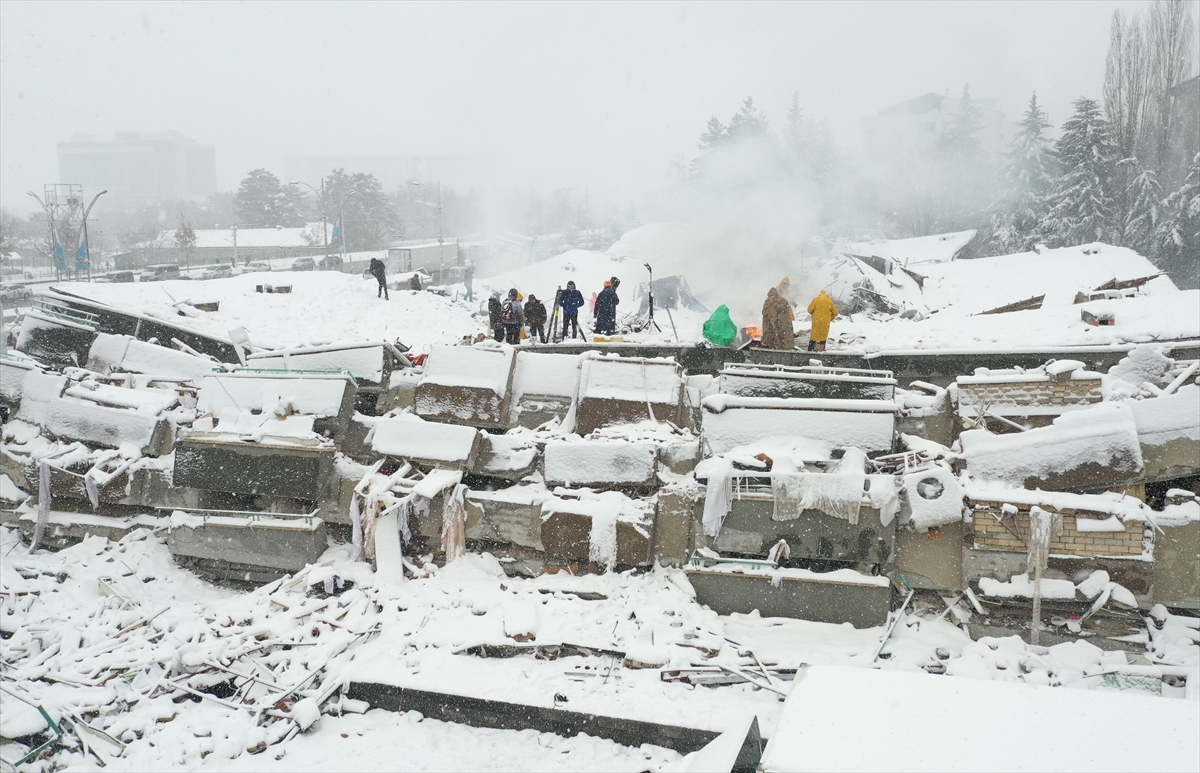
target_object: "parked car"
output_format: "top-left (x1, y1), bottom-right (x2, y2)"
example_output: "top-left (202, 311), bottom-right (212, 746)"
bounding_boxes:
top-left (200, 264), bottom-right (234, 279)
top-left (140, 263), bottom-right (181, 282)
top-left (291, 257), bottom-right (316, 272)
top-left (100, 270), bottom-right (136, 283)
top-left (319, 255), bottom-right (343, 271)
top-left (245, 261), bottom-right (272, 273)
top-left (0, 283), bottom-right (32, 305)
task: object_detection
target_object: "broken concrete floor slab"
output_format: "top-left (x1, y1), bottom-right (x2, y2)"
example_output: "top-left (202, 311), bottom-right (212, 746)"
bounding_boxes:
top-left (173, 434), bottom-right (335, 501)
top-left (344, 683), bottom-right (721, 755)
top-left (686, 566), bottom-right (893, 628)
top-left (166, 512), bottom-right (326, 573)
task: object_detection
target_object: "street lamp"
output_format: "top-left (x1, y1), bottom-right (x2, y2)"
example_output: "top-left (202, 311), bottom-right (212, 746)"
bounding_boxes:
top-left (289, 180), bottom-right (327, 263)
top-left (78, 190), bottom-right (107, 280)
top-left (335, 190), bottom-right (360, 261)
top-left (409, 181), bottom-right (443, 246)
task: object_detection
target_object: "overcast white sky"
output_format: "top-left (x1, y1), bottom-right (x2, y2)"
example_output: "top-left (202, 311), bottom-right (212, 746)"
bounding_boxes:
top-left (0, 0), bottom-right (1168, 213)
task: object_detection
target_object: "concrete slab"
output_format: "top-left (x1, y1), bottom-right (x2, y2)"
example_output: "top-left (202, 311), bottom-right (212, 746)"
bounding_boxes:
top-left (541, 510), bottom-right (652, 566)
top-left (712, 491), bottom-right (895, 564)
top-left (344, 683), bottom-right (720, 755)
top-left (166, 512), bottom-right (326, 572)
top-left (0, 507), bottom-right (163, 549)
top-left (719, 364), bottom-right (895, 401)
top-left (463, 490), bottom-right (543, 551)
top-left (415, 345), bottom-right (515, 429)
top-left (686, 567), bottom-right (893, 628)
top-left (173, 434), bottom-right (335, 501)
top-left (543, 441), bottom-right (657, 489)
top-left (574, 355), bottom-right (684, 434)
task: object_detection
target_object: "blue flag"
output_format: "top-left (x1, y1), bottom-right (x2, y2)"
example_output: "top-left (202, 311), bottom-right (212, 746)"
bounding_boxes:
top-left (330, 216), bottom-right (343, 249)
top-left (75, 228), bottom-right (90, 270)
top-left (53, 234), bottom-right (66, 270)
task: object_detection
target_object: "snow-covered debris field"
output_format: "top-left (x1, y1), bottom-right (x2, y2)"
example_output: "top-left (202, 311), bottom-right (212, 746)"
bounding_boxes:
top-left (51, 272), bottom-right (481, 352)
top-left (4, 530), bottom-right (1198, 772)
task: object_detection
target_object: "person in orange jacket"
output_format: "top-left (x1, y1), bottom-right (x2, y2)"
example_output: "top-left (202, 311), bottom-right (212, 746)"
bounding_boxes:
top-left (806, 290), bottom-right (838, 352)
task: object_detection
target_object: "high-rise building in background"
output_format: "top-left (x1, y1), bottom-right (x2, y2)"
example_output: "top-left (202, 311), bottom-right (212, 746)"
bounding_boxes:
top-left (57, 131), bottom-right (217, 206)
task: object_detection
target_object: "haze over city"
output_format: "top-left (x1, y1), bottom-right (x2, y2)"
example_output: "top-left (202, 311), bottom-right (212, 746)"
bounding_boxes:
top-left (0, 1), bottom-right (1158, 210)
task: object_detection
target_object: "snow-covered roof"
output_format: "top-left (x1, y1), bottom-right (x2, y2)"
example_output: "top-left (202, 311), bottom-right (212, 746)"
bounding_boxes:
top-left (960, 402), bottom-right (1143, 487)
top-left (918, 243), bottom-right (1175, 313)
top-left (161, 225), bottom-right (318, 249)
top-left (841, 230), bottom-right (977, 266)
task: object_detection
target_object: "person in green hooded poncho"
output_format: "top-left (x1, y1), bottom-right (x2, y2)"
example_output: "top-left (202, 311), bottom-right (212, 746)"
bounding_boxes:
top-left (702, 304), bottom-right (737, 347)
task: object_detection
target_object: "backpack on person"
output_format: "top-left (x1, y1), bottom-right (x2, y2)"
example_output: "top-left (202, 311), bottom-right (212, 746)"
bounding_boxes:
top-left (501, 299), bottom-right (516, 323)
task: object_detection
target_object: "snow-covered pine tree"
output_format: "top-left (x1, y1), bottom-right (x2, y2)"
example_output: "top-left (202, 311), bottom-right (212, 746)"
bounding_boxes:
top-left (989, 93), bottom-right (1056, 254)
top-left (698, 117), bottom-right (727, 151)
top-left (235, 169), bottom-right (286, 228)
top-left (1155, 152), bottom-right (1200, 288)
top-left (726, 97), bottom-right (769, 141)
top-left (1121, 158), bottom-right (1162, 259)
top-left (1040, 97), bottom-right (1120, 248)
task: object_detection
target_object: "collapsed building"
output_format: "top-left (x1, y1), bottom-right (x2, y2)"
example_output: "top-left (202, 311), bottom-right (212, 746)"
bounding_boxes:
top-left (4, 303), bottom-right (1197, 645)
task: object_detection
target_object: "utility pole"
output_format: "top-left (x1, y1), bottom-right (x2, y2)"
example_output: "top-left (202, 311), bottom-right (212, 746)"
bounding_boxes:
top-left (411, 180), bottom-right (444, 274)
top-left (335, 190), bottom-right (360, 263)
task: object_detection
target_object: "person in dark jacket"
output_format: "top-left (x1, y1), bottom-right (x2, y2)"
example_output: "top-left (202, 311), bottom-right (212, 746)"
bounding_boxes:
top-left (594, 277), bottom-right (620, 335)
top-left (488, 290), bottom-right (504, 342)
top-left (501, 288), bottom-right (524, 345)
top-left (410, 273), bottom-right (422, 291)
top-left (558, 280), bottom-right (585, 340)
top-left (525, 294), bottom-right (548, 344)
top-left (369, 257), bottom-right (388, 300)
top-left (463, 262), bottom-right (475, 302)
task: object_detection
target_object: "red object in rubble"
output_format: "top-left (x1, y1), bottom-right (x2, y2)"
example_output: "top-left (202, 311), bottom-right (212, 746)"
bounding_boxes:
top-left (405, 352), bottom-right (428, 366)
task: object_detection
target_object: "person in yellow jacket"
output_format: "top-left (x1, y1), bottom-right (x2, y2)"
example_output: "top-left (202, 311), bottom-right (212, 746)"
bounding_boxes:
top-left (806, 290), bottom-right (838, 352)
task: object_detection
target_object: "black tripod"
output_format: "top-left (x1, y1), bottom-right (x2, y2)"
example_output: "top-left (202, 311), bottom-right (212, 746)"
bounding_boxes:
top-left (636, 262), bottom-right (662, 333)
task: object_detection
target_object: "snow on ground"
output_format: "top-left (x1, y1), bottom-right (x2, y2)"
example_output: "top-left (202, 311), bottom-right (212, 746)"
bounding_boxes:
top-left (477, 248), bottom-right (712, 343)
top-left (54, 272), bottom-right (481, 353)
top-left (4, 526), bottom-right (1196, 771)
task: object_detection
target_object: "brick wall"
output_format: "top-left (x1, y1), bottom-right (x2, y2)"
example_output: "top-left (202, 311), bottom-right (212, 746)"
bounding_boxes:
top-left (957, 378), bottom-right (1102, 408)
top-left (970, 505), bottom-right (1146, 558)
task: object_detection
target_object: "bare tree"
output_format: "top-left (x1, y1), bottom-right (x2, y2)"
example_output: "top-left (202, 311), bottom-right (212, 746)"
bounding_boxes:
top-left (1145, 0), bottom-right (1195, 179)
top-left (1103, 9), bottom-right (1151, 161)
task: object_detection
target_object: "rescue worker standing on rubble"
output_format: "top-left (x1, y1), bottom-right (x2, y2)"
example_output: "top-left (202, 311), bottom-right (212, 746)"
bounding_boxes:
top-left (761, 287), bottom-right (794, 350)
top-left (559, 280), bottom-right (585, 340)
top-left (463, 261), bottom-right (475, 302)
top-left (806, 289), bottom-right (839, 352)
top-left (488, 290), bottom-right (504, 342)
top-left (594, 276), bottom-right (620, 336)
top-left (501, 288), bottom-right (524, 345)
top-left (524, 294), bottom-right (548, 344)
top-left (369, 256), bottom-right (388, 300)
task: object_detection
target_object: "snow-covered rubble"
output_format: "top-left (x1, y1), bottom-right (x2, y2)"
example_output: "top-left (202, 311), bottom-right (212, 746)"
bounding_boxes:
top-left (4, 226), bottom-right (1199, 770)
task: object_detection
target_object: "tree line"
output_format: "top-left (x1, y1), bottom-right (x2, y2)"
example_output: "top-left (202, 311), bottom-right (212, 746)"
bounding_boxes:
top-left (680, 0), bottom-right (1196, 285)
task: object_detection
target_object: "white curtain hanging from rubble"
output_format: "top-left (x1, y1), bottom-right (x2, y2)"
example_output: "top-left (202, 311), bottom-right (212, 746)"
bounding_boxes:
top-left (441, 483), bottom-right (468, 563)
top-left (772, 449), bottom-right (867, 525)
top-left (34, 460), bottom-right (51, 551)
top-left (702, 461), bottom-right (734, 538)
